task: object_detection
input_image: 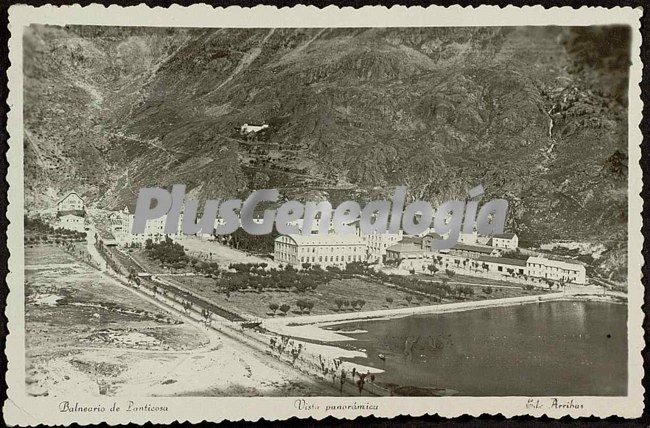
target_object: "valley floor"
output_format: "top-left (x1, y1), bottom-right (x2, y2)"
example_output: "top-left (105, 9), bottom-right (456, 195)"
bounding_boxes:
top-left (25, 245), bottom-right (336, 397)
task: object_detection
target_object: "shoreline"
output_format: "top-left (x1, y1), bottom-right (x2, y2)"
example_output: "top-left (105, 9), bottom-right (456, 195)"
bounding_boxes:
top-left (262, 291), bottom-right (626, 342)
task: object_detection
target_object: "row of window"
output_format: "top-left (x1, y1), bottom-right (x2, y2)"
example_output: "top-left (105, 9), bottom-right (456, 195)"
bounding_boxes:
top-left (277, 252), bottom-right (297, 262)
top-left (299, 254), bottom-right (364, 263)
top-left (529, 270), bottom-right (578, 279)
top-left (528, 263), bottom-right (579, 274)
top-left (275, 243), bottom-right (363, 253)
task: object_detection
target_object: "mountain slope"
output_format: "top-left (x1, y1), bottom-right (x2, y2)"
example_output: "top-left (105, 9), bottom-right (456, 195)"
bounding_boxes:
top-left (23, 25), bottom-right (630, 279)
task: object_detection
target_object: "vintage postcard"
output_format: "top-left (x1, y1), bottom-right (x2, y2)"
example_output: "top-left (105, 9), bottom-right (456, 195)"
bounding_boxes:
top-left (3, 4), bottom-right (644, 425)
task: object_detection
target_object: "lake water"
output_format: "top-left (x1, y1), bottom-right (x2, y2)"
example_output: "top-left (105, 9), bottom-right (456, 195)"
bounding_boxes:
top-left (329, 301), bottom-right (627, 396)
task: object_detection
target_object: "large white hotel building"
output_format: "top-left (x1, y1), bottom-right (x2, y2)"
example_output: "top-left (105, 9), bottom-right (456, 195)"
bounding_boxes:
top-left (274, 234), bottom-right (366, 268)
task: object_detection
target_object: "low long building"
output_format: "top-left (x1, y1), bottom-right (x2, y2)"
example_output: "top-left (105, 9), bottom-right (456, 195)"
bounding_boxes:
top-left (435, 252), bottom-right (587, 285)
top-left (274, 234), bottom-right (366, 268)
top-left (477, 255), bottom-right (528, 276)
top-left (449, 242), bottom-right (502, 258)
top-left (526, 256), bottom-right (587, 285)
top-left (385, 240), bottom-right (429, 261)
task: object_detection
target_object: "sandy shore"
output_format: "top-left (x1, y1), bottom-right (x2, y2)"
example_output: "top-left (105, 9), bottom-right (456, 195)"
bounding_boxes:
top-left (256, 290), bottom-right (627, 386)
top-left (262, 290), bottom-right (625, 342)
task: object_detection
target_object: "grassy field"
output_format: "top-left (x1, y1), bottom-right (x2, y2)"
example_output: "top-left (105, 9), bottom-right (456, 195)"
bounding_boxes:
top-left (115, 244), bottom-right (547, 321)
top-left (171, 272), bottom-right (545, 320)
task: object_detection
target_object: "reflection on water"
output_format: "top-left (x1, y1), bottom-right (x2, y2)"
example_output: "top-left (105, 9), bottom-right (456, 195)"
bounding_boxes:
top-left (329, 301), bottom-right (627, 396)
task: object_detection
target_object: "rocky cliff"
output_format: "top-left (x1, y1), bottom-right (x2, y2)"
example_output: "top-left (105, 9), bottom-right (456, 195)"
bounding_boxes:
top-left (23, 25), bottom-right (631, 279)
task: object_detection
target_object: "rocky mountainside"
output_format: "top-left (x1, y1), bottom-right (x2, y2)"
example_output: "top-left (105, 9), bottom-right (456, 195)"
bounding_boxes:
top-left (23, 25), bottom-right (630, 279)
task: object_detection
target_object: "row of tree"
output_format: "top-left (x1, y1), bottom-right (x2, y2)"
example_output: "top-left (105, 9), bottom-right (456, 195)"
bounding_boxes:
top-left (333, 298), bottom-right (366, 311)
top-left (268, 299), bottom-right (315, 315)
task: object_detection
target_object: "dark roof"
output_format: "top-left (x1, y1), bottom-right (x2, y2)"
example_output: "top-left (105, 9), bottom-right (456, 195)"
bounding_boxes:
top-left (493, 233), bottom-right (517, 239)
top-left (424, 232), bottom-right (442, 240)
top-left (386, 242), bottom-right (426, 254)
top-left (452, 243), bottom-right (495, 254)
top-left (400, 236), bottom-right (422, 245)
top-left (477, 255), bottom-right (528, 267)
top-left (56, 209), bottom-right (85, 218)
top-left (57, 191), bottom-right (82, 205)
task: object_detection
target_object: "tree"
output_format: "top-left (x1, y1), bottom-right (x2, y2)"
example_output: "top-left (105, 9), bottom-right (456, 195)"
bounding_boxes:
top-left (356, 299), bottom-right (366, 310)
top-left (279, 304), bottom-right (290, 315)
top-left (427, 264), bottom-right (438, 275)
top-left (405, 295), bottom-right (413, 304)
top-left (386, 296), bottom-right (394, 305)
top-left (269, 303), bottom-right (279, 314)
top-left (483, 286), bottom-right (493, 294)
top-left (445, 269), bottom-right (455, 278)
top-left (295, 282), bottom-right (309, 293)
top-left (301, 262), bottom-right (311, 270)
top-left (334, 298), bottom-right (344, 311)
top-left (296, 299), bottom-right (309, 313)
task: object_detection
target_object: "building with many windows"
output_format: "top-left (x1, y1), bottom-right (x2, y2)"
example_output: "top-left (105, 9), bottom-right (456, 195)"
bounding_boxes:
top-left (110, 212), bottom-right (183, 247)
top-left (526, 256), bottom-right (586, 285)
top-left (361, 231), bottom-right (404, 263)
top-left (476, 255), bottom-right (528, 276)
top-left (274, 234), bottom-right (366, 268)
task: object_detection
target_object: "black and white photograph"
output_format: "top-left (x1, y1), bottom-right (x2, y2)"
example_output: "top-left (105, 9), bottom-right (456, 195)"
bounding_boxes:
top-left (4, 4), bottom-right (645, 424)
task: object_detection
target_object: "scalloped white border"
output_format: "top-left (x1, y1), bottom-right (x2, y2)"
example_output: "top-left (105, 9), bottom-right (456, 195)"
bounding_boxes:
top-left (3, 4), bottom-right (644, 425)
